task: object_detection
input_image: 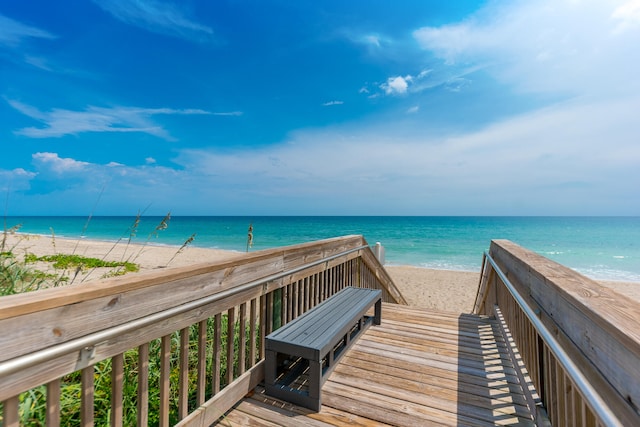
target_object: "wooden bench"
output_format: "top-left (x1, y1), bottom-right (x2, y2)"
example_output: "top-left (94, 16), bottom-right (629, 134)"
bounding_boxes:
top-left (264, 286), bottom-right (382, 411)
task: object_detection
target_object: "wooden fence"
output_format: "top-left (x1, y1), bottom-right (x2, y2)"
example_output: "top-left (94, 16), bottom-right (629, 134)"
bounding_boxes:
top-left (0, 235), bottom-right (406, 426)
top-left (474, 239), bottom-right (640, 427)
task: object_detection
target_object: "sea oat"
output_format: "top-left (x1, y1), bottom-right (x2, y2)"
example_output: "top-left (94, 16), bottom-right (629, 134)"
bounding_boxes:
top-left (50, 227), bottom-right (57, 255)
top-left (246, 223), bottom-right (254, 252)
top-left (166, 233), bottom-right (196, 266)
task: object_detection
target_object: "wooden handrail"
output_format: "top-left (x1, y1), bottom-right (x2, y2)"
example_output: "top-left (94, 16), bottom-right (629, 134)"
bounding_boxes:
top-left (474, 240), bottom-right (640, 427)
top-left (0, 235), bottom-right (406, 426)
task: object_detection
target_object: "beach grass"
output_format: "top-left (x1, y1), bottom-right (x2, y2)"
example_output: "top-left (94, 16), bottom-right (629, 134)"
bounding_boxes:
top-left (0, 216), bottom-right (244, 425)
top-left (0, 212), bottom-right (200, 291)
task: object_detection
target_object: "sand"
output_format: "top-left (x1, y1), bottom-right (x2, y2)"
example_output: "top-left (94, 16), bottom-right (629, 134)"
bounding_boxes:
top-left (2, 233), bottom-right (638, 311)
top-left (385, 265), bottom-right (480, 313)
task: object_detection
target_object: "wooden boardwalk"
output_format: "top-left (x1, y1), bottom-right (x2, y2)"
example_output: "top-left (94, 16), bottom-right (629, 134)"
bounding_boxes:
top-left (216, 303), bottom-right (536, 426)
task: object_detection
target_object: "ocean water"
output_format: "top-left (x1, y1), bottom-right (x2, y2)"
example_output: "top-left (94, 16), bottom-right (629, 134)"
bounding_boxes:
top-left (4, 216), bottom-right (640, 282)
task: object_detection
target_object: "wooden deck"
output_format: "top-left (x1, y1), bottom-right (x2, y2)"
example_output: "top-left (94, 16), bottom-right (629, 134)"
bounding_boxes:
top-left (216, 303), bottom-right (536, 426)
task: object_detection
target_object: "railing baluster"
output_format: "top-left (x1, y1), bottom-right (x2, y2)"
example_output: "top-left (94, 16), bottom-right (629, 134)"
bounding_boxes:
top-left (575, 390), bottom-right (584, 427)
top-left (250, 298), bottom-right (257, 366)
top-left (137, 342), bottom-right (149, 426)
top-left (278, 288), bottom-right (284, 328)
top-left (159, 335), bottom-right (171, 427)
top-left (298, 279), bottom-right (304, 315)
top-left (569, 378), bottom-right (577, 427)
top-left (311, 273), bottom-right (318, 307)
top-left (197, 319), bottom-right (207, 406)
top-left (260, 295), bottom-right (267, 360)
top-left (213, 313), bottom-right (222, 395)
top-left (226, 307), bottom-right (236, 387)
top-left (286, 283), bottom-right (293, 323)
top-left (2, 396), bottom-right (19, 427)
top-left (111, 353), bottom-right (124, 427)
top-left (266, 293), bottom-right (274, 336)
top-left (47, 378), bottom-right (61, 427)
top-left (178, 327), bottom-right (190, 419)
top-left (239, 303), bottom-right (247, 375)
top-left (81, 365), bottom-right (94, 427)
top-left (304, 277), bottom-right (309, 313)
top-left (558, 364), bottom-right (566, 427)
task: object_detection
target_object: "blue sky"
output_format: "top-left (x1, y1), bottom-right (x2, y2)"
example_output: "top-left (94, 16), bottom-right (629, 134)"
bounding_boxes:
top-left (1, 0), bottom-right (639, 216)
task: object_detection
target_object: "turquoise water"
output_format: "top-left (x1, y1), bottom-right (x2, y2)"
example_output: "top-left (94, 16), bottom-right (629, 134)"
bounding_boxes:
top-left (4, 216), bottom-right (640, 282)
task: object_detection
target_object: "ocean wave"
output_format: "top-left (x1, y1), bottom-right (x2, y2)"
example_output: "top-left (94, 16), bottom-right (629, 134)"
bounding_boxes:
top-left (417, 260), bottom-right (480, 272)
top-left (574, 267), bottom-right (640, 283)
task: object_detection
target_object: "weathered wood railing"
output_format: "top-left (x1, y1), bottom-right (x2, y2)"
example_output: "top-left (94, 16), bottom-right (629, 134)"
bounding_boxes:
top-left (0, 235), bottom-right (406, 426)
top-left (474, 240), bottom-right (640, 427)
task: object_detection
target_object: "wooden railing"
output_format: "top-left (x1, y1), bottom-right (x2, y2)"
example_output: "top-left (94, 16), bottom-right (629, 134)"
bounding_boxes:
top-left (474, 240), bottom-right (640, 427)
top-left (0, 235), bottom-right (406, 426)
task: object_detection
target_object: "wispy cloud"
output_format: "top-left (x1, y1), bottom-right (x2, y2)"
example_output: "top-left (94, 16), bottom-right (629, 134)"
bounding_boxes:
top-left (7, 100), bottom-right (239, 140)
top-left (211, 111), bottom-right (243, 116)
top-left (93, 0), bottom-right (214, 42)
top-left (9, 93), bottom-right (639, 215)
top-left (322, 100), bottom-right (344, 106)
top-left (23, 55), bottom-right (54, 71)
top-left (413, 0), bottom-right (640, 97)
top-left (611, 0), bottom-right (640, 34)
top-left (171, 94), bottom-right (640, 214)
top-left (340, 29), bottom-right (391, 49)
top-left (0, 13), bottom-right (56, 47)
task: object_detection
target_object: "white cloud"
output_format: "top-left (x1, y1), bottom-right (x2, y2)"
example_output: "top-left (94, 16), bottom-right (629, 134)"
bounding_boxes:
top-left (406, 106), bottom-right (419, 114)
top-left (32, 152), bottom-right (90, 174)
top-left (7, 100), bottom-right (237, 140)
top-left (381, 75), bottom-right (412, 95)
top-left (377, 67), bottom-right (472, 97)
top-left (0, 168), bottom-right (36, 192)
top-left (92, 0), bottom-right (214, 42)
top-left (0, 14), bottom-right (56, 46)
top-left (145, 157), bottom-right (157, 164)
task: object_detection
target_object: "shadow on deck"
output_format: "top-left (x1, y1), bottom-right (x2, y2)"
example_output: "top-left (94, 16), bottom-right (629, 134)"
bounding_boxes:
top-left (215, 303), bottom-right (535, 426)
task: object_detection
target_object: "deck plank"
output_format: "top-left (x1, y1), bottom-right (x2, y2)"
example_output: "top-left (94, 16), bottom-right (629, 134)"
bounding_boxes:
top-left (214, 304), bottom-right (535, 426)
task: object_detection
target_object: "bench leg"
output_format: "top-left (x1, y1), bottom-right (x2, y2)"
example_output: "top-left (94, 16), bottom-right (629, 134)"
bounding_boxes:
top-left (374, 299), bottom-right (382, 325)
top-left (309, 359), bottom-right (322, 411)
top-left (265, 350), bottom-right (278, 387)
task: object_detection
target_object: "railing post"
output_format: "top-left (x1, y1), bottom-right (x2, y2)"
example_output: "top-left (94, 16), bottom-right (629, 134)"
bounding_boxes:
top-left (373, 242), bottom-right (385, 265)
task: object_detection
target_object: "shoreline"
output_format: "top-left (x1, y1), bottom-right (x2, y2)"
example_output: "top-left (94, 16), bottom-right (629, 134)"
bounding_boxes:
top-left (2, 233), bottom-right (638, 310)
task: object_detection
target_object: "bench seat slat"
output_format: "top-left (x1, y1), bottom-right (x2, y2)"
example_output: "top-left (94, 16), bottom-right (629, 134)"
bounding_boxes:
top-left (266, 287), bottom-right (381, 360)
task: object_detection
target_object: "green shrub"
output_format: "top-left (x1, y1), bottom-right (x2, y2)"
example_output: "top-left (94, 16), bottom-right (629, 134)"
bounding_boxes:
top-left (27, 254), bottom-right (138, 273)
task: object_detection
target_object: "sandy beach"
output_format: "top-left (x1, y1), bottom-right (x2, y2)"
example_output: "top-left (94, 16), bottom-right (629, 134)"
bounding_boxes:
top-left (2, 233), bottom-right (638, 311)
